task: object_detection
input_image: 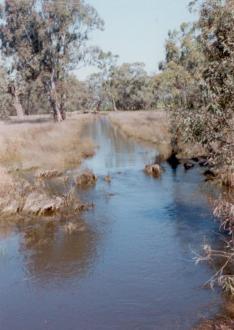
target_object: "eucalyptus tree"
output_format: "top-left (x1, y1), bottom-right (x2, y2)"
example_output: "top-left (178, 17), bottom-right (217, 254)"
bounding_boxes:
top-left (197, 0), bottom-right (234, 159)
top-left (158, 23), bottom-right (204, 109)
top-left (64, 75), bottom-right (92, 112)
top-left (88, 72), bottom-right (108, 111)
top-left (0, 0), bottom-right (37, 117)
top-left (38, 0), bottom-right (103, 120)
top-left (92, 51), bottom-right (119, 111)
top-left (88, 59), bottom-right (155, 111)
top-left (109, 63), bottom-right (154, 110)
top-left (0, 0), bottom-right (104, 120)
top-left (156, 0), bottom-right (233, 168)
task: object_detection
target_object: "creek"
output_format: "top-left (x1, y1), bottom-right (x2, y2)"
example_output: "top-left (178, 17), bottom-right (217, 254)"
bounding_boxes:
top-left (0, 116), bottom-right (226, 330)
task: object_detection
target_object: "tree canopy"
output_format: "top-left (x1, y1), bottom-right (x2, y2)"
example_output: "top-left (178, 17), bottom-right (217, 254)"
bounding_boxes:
top-left (0, 0), bottom-right (103, 120)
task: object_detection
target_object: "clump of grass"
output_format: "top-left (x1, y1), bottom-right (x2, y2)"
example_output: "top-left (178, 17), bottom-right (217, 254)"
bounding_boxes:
top-left (219, 168), bottom-right (234, 188)
top-left (0, 166), bottom-right (15, 198)
top-left (0, 167), bottom-right (32, 216)
top-left (195, 196), bottom-right (234, 295)
top-left (144, 164), bottom-right (162, 178)
top-left (195, 243), bottom-right (234, 295)
top-left (194, 317), bottom-right (234, 329)
top-left (75, 169), bottom-right (97, 187)
top-left (214, 199), bottom-right (234, 232)
top-left (35, 169), bottom-right (63, 179)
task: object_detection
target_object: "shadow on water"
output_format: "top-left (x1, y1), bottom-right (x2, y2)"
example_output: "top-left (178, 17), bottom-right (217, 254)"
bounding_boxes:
top-left (0, 116), bottom-right (227, 330)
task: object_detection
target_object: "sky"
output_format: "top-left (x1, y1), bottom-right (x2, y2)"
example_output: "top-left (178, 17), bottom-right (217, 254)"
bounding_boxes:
top-left (78, 0), bottom-right (196, 79)
top-left (0, 0), bottom-right (196, 79)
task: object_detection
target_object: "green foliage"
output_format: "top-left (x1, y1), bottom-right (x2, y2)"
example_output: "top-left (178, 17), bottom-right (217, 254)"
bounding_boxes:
top-left (88, 51), bottom-right (119, 111)
top-left (0, 67), bottom-right (13, 118)
top-left (88, 60), bottom-right (157, 111)
top-left (109, 63), bottom-right (155, 110)
top-left (64, 75), bottom-right (92, 112)
top-left (0, 0), bottom-right (103, 119)
top-left (156, 0), bottom-right (234, 167)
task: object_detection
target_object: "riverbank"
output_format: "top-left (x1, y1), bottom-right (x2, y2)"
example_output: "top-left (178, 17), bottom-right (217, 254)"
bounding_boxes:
top-left (108, 110), bottom-right (172, 160)
top-left (109, 109), bottom-right (233, 193)
top-left (108, 110), bottom-right (209, 160)
top-left (0, 113), bottom-right (94, 171)
top-left (0, 113), bottom-right (96, 218)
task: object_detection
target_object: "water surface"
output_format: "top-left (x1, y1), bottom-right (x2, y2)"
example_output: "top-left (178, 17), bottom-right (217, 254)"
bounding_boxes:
top-left (0, 116), bottom-right (223, 330)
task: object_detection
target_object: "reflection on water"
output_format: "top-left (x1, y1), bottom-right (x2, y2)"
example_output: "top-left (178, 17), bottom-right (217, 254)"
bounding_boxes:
top-left (20, 220), bottom-right (98, 286)
top-left (83, 116), bottom-right (156, 174)
top-left (0, 116), bottom-right (225, 330)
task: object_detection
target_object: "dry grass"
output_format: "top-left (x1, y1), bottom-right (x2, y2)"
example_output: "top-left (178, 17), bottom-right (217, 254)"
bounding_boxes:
top-left (219, 169), bottom-right (234, 189)
top-left (194, 195), bottom-right (234, 296)
top-left (0, 166), bottom-right (30, 216)
top-left (0, 168), bottom-right (90, 217)
top-left (0, 166), bottom-right (15, 198)
top-left (0, 114), bottom-right (94, 171)
top-left (0, 114), bottom-right (96, 218)
top-left (75, 169), bottom-right (97, 187)
top-left (194, 317), bottom-right (234, 330)
top-left (108, 111), bottom-right (172, 159)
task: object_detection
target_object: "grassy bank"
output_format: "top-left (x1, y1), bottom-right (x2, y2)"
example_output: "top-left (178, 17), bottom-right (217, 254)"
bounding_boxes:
top-left (108, 110), bottom-right (207, 160)
top-left (0, 113), bottom-right (94, 171)
top-left (0, 113), bottom-right (96, 219)
top-left (108, 111), bottom-right (172, 160)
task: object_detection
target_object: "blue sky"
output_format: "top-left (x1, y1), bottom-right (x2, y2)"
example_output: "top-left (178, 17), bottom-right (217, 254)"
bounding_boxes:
top-left (78, 0), bottom-right (196, 79)
top-left (0, 0), bottom-right (196, 79)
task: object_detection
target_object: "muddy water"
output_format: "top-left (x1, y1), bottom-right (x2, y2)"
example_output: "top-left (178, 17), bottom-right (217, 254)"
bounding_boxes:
top-left (0, 116), bottom-right (224, 330)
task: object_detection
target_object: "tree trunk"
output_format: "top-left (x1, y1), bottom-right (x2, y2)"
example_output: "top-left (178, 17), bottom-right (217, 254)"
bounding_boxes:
top-left (60, 91), bottom-right (66, 120)
top-left (108, 91), bottom-right (117, 111)
top-left (50, 97), bottom-right (63, 122)
top-left (25, 89), bottom-right (31, 116)
top-left (105, 82), bottom-right (117, 111)
top-left (13, 92), bottom-right (24, 118)
top-left (8, 85), bottom-right (24, 118)
top-left (97, 100), bottom-right (102, 112)
top-left (50, 71), bottom-right (63, 122)
top-left (111, 96), bottom-right (117, 111)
